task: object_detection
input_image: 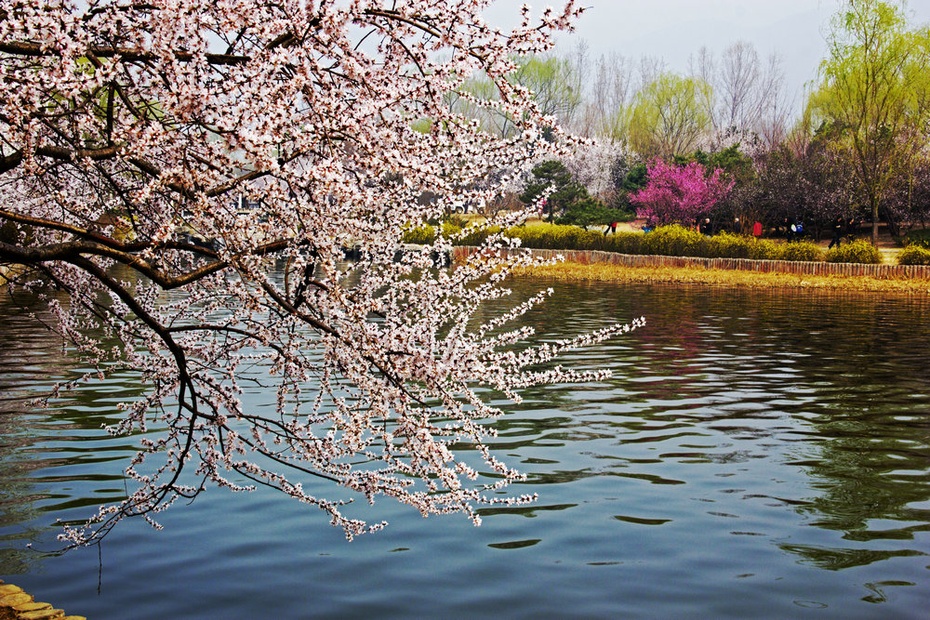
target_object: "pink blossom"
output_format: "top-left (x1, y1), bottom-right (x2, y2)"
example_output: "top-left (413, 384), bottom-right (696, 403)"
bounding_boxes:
top-left (630, 159), bottom-right (734, 226)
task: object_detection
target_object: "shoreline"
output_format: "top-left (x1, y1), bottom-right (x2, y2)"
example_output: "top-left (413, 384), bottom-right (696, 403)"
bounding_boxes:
top-left (514, 262), bottom-right (930, 294)
top-left (0, 581), bottom-right (84, 620)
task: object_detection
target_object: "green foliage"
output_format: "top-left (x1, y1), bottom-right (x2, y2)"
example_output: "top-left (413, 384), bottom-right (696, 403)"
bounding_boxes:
top-left (520, 160), bottom-right (576, 216)
top-left (402, 224), bottom-right (436, 245)
top-left (509, 55), bottom-right (581, 120)
top-left (401, 215), bottom-right (481, 245)
top-left (410, 118), bottom-right (433, 134)
top-left (446, 53), bottom-right (581, 138)
top-left (556, 198), bottom-right (631, 228)
top-left (601, 232), bottom-right (646, 255)
top-left (512, 223), bottom-right (645, 253)
top-left (509, 222), bottom-right (602, 250)
top-left (706, 232), bottom-right (753, 258)
top-left (825, 239), bottom-right (882, 263)
top-left (620, 162), bottom-right (649, 193)
top-left (638, 224), bottom-right (704, 256)
top-left (694, 144), bottom-right (756, 185)
top-left (441, 220), bottom-right (462, 238)
top-left (778, 241), bottom-right (825, 262)
top-left (440, 214), bottom-right (467, 235)
top-left (602, 159), bottom-right (649, 212)
top-left (520, 160), bottom-right (617, 225)
top-left (746, 238), bottom-right (787, 260)
top-left (897, 244), bottom-right (930, 265)
top-left (806, 0), bottom-right (930, 242)
top-left (627, 72), bottom-right (713, 159)
top-left (905, 228), bottom-right (930, 249)
top-left (404, 220), bottom-right (836, 263)
top-left (498, 224), bottom-right (825, 262)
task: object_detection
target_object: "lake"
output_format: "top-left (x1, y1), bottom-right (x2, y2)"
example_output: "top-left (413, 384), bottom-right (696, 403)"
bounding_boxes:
top-left (1, 281), bottom-right (929, 619)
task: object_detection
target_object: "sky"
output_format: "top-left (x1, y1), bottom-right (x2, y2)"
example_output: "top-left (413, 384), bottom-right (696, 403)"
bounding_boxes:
top-left (487, 0), bottom-right (930, 110)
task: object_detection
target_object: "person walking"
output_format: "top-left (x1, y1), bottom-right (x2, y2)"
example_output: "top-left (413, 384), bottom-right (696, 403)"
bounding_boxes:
top-left (829, 216), bottom-right (844, 249)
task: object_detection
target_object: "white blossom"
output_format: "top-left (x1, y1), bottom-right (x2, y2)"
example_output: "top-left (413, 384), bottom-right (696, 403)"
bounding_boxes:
top-left (0, 0), bottom-right (641, 544)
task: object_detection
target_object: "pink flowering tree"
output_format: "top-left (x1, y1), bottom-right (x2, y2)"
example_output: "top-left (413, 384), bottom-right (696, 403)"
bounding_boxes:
top-left (0, 1), bottom-right (644, 545)
top-left (629, 159), bottom-right (734, 226)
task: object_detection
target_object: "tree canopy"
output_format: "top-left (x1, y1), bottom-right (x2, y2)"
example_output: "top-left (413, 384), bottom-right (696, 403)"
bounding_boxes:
top-left (806, 0), bottom-right (930, 243)
top-left (0, 0), bottom-right (645, 545)
top-left (629, 159), bottom-right (733, 226)
top-left (626, 72), bottom-right (713, 160)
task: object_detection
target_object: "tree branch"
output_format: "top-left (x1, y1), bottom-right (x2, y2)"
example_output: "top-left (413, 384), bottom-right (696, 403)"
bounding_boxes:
top-left (0, 40), bottom-right (250, 65)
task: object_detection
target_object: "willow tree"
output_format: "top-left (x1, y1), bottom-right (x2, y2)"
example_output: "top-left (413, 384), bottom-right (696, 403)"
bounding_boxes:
top-left (626, 72), bottom-right (713, 160)
top-left (806, 0), bottom-right (930, 243)
top-left (446, 53), bottom-right (582, 138)
top-left (0, 0), bottom-right (643, 546)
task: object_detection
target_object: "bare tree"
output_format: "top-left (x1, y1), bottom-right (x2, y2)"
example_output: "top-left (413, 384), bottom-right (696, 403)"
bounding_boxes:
top-left (638, 55), bottom-right (667, 89)
top-left (754, 53), bottom-right (792, 149)
top-left (586, 51), bottom-right (635, 140)
top-left (691, 46), bottom-right (719, 133)
top-left (692, 42), bottom-right (789, 150)
top-left (720, 42), bottom-right (762, 132)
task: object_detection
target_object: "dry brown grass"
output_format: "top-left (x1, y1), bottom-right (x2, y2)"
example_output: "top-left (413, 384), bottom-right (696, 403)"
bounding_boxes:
top-left (514, 262), bottom-right (930, 294)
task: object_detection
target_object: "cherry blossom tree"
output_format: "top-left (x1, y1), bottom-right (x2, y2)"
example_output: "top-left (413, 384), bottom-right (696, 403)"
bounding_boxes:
top-left (629, 159), bottom-right (733, 226)
top-left (0, 0), bottom-right (644, 545)
top-left (563, 139), bottom-right (630, 203)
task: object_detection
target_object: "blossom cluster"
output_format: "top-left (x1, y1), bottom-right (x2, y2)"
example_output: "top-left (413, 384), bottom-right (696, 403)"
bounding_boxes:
top-left (629, 158), bottom-right (734, 226)
top-left (0, 0), bottom-right (641, 544)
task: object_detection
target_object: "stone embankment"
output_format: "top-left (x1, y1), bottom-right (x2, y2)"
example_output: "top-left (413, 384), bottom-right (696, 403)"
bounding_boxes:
top-left (0, 582), bottom-right (85, 620)
top-left (453, 247), bottom-right (930, 280)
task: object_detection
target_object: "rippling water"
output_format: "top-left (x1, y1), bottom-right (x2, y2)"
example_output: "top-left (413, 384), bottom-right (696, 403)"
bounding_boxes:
top-left (1, 282), bottom-right (929, 619)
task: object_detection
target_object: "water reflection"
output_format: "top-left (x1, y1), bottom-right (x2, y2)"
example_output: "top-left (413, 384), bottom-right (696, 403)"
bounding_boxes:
top-left (492, 283), bottom-right (930, 580)
top-left (1, 281), bottom-right (929, 618)
top-left (0, 291), bottom-right (145, 575)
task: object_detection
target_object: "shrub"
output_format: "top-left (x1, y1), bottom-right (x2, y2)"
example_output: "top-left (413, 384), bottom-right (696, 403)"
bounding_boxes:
top-left (706, 232), bottom-right (753, 259)
top-left (779, 241), bottom-right (824, 262)
top-left (510, 222), bottom-right (602, 250)
top-left (898, 244), bottom-right (930, 265)
top-left (446, 222), bottom-right (830, 263)
top-left (441, 219), bottom-right (464, 237)
top-left (603, 232), bottom-right (644, 255)
top-left (458, 225), bottom-right (495, 247)
top-left (557, 198), bottom-right (632, 229)
top-left (905, 229), bottom-right (930, 249)
top-left (641, 224), bottom-right (703, 257)
top-left (746, 238), bottom-right (784, 261)
top-left (402, 224), bottom-right (436, 244)
top-left (825, 239), bottom-right (882, 264)
top-left (402, 216), bottom-right (469, 245)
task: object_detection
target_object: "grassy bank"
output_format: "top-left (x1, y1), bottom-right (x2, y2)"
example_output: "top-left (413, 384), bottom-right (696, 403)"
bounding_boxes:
top-left (515, 262), bottom-right (930, 294)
